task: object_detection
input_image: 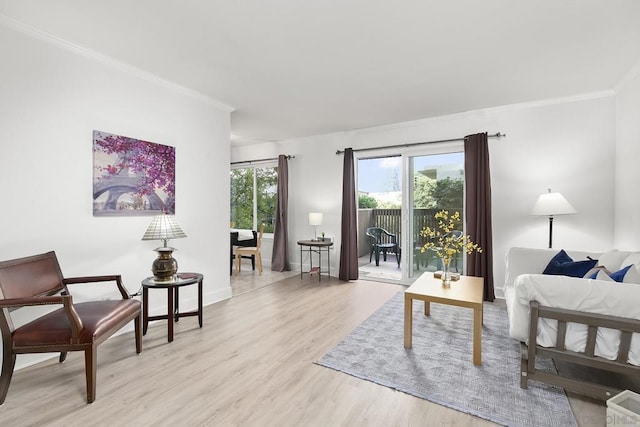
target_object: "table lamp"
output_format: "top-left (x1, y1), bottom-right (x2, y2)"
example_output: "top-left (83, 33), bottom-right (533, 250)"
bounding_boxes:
top-left (308, 212), bottom-right (323, 241)
top-left (142, 213), bottom-right (187, 281)
top-left (530, 189), bottom-right (576, 248)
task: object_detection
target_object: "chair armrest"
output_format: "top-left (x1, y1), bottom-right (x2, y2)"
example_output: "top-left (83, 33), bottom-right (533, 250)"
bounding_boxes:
top-left (63, 275), bottom-right (131, 299)
top-left (381, 229), bottom-right (398, 243)
top-left (0, 295), bottom-right (66, 309)
top-left (0, 295), bottom-right (83, 339)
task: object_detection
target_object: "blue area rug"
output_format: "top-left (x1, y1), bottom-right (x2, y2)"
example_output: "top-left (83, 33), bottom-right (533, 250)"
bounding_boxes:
top-left (316, 292), bottom-right (576, 427)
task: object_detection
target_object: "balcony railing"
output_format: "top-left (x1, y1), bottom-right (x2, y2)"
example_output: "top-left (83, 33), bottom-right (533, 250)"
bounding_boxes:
top-left (358, 207), bottom-right (465, 263)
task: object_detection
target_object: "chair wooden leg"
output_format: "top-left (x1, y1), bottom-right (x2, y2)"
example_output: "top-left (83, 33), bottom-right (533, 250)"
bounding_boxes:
top-left (134, 314), bottom-right (142, 354)
top-left (520, 351), bottom-right (529, 389)
top-left (85, 346), bottom-right (97, 403)
top-left (257, 252), bottom-right (263, 275)
top-left (0, 350), bottom-right (16, 405)
top-left (235, 253), bottom-right (241, 276)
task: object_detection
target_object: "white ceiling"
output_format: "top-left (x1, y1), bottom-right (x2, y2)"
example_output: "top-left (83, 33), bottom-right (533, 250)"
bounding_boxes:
top-left (1, 1), bottom-right (639, 145)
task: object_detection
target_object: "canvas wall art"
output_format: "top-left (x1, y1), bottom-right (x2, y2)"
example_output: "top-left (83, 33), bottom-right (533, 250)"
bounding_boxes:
top-left (93, 130), bottom-right (176, 216)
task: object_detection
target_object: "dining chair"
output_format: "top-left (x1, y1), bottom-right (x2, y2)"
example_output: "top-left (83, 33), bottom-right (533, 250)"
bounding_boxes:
top-left (234, 224), bottom-right (265, 276)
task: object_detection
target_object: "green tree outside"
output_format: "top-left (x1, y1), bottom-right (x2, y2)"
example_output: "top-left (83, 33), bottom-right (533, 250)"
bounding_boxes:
top-left (433, 177), bottom-right (463, 210)
top-left (230, 166), bottom-right (278, 233)
top-left (413, 174), bottom-right (437, 208)
top-left (358, 194), bottom-right (378, 209)
top-left (256, 167), bottom-right (278, 232)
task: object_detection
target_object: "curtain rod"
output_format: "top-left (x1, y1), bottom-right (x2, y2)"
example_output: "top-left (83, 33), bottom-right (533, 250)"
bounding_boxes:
top-left (230, 155), bottom-right (295, 166)
top-left (335, 132), bottom-right (505, 155)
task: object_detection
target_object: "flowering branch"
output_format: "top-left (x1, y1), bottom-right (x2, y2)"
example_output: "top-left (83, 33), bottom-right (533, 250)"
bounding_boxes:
top-left (420, 210), bottom-right (482, 259)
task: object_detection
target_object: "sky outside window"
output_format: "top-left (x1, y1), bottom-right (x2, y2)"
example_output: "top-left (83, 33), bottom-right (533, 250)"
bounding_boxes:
top-left (358, 152), bottom-right (463, 193)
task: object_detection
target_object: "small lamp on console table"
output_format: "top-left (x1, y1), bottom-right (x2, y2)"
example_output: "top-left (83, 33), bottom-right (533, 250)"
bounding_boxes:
top-left (142, 213), bottom-right (187, 281)
top-left (308, 212), bottom-right (323, 241)
top-left (531, 188), bottom-right (576, 249)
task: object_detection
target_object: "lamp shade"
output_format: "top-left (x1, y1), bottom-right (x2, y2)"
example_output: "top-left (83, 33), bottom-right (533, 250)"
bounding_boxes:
top-left (530, 190), bottom-right (577, 216)
top-left (308, 212), bottom-right (323, 226)
top-left (141, 214), bottom-right (187, 246)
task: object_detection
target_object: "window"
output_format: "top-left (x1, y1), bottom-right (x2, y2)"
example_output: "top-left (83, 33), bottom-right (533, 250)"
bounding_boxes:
top-left (230, 165), bottom-right (278, 233)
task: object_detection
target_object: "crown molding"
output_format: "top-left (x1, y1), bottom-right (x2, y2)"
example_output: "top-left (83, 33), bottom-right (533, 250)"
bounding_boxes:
top-left (354, 90), bottom-right (615, 136)
top-left (0, 14), bottom-right (235, 112)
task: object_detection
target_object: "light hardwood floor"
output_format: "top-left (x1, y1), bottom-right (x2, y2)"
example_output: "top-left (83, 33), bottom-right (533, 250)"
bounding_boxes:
top-left (2, 274), bottom-right (605, 426)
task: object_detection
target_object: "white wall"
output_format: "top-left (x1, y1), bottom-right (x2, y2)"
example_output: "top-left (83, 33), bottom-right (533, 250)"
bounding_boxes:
top-left (235, 94), bottom-right (617, 297)
top-left (614, 69), bottom-right (640, 249)
top-left (0, 20), bottom-right (232, 369)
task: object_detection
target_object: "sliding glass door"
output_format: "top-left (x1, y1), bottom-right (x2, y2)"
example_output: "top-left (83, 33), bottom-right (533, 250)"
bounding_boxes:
top-left (357, 156), bottom-right (402, 281)
top-left (356, 145), bottom-right (464, 283)
top-left (408, 152), bottom-right (465, 279)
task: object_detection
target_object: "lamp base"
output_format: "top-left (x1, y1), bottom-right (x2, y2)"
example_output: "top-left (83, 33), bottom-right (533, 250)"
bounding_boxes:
top-left (152, 247), bottom-right (178, 281)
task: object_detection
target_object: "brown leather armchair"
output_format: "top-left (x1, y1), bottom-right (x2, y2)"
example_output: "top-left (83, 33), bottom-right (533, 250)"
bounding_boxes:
top-left (0, 251), bottom-right (142, 404)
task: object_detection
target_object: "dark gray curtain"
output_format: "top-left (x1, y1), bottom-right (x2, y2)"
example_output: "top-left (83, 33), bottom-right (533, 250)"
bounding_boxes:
top-left (339, 148), bottom-right (358, 280)
top-left (464, 133), bottom-right (495, 301)
top-left (271, 155), bottom-right (290, 271)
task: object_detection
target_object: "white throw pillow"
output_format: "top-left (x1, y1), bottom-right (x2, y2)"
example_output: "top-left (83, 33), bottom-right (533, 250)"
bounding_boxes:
top-left (593, 269), bottom-right (615, 282)
top-left (591, 264), bottom-right (640, 284)
top-left (621, 252), bottom-right (640, 269)
top-left (624, 265), bottom-right (640, 284)
top-left (598, 249), bottom-right (630, 271)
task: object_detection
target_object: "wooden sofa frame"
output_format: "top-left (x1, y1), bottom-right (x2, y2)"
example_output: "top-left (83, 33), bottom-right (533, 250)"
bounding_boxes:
top-left (521, 300), bottom-right (640, 400)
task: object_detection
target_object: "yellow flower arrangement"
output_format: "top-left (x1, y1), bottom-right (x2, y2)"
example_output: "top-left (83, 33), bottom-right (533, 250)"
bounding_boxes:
top-left (420, 210), bottom-right (482, 260)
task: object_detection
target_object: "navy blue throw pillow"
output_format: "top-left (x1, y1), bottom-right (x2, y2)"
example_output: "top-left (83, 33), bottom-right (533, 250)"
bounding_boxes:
top-left (609, 265), bottom-right (633, 282)
top-left (543, 249), bottom-right (598, 278)
top-left (542, 250), bottom-right (573, 273)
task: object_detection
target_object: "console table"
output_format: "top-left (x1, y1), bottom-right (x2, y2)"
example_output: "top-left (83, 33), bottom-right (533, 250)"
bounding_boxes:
top-left (297, 240), bottom-right (333, 281)
top-left (141, 272), bottom-right (203, 342)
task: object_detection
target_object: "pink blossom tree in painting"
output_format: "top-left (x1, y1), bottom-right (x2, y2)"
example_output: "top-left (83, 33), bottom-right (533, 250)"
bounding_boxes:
top-left (93, 130), bottom-right (176, 216)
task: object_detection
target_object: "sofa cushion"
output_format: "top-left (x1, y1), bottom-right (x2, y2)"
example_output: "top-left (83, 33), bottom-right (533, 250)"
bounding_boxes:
top-left (598, 249), bottom-right (630, 272)
top-left (542, 249), bottom-right (598, 278)
top-left (583, 265), bottom-right (609, 278)
top-left (622, 252), bottom-right (640, 268)
top-left (588, 264), bottom-right (640, 284)
top-left (629, 266), bottom-right (640, 284)
top-left (591, 269), bottom-right (615, 282)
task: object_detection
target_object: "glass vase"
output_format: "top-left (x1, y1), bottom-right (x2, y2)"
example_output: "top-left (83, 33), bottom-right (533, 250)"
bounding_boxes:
top-left (441, 257), bottom-right (452, 287)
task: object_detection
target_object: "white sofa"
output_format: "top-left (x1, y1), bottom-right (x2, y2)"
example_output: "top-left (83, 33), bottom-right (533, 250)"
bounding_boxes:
top-left (503, 247), bottom-right (640, 399)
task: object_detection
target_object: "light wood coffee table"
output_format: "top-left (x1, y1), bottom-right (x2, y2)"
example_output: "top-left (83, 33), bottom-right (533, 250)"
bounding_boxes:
top-left (404, 272), bottom-right (484, 365)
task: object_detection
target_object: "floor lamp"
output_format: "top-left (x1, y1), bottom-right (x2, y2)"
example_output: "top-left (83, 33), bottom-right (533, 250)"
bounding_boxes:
top-left (531, 189), bottom-right (577, 248)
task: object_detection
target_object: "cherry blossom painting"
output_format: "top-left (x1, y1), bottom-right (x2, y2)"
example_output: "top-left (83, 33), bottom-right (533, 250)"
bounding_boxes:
top-left (93, 130), bottom-right (176, 216)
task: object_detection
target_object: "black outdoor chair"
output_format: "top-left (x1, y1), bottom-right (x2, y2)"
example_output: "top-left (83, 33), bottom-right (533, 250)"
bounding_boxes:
top-left (366, 227), bottom-right (401, 267)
